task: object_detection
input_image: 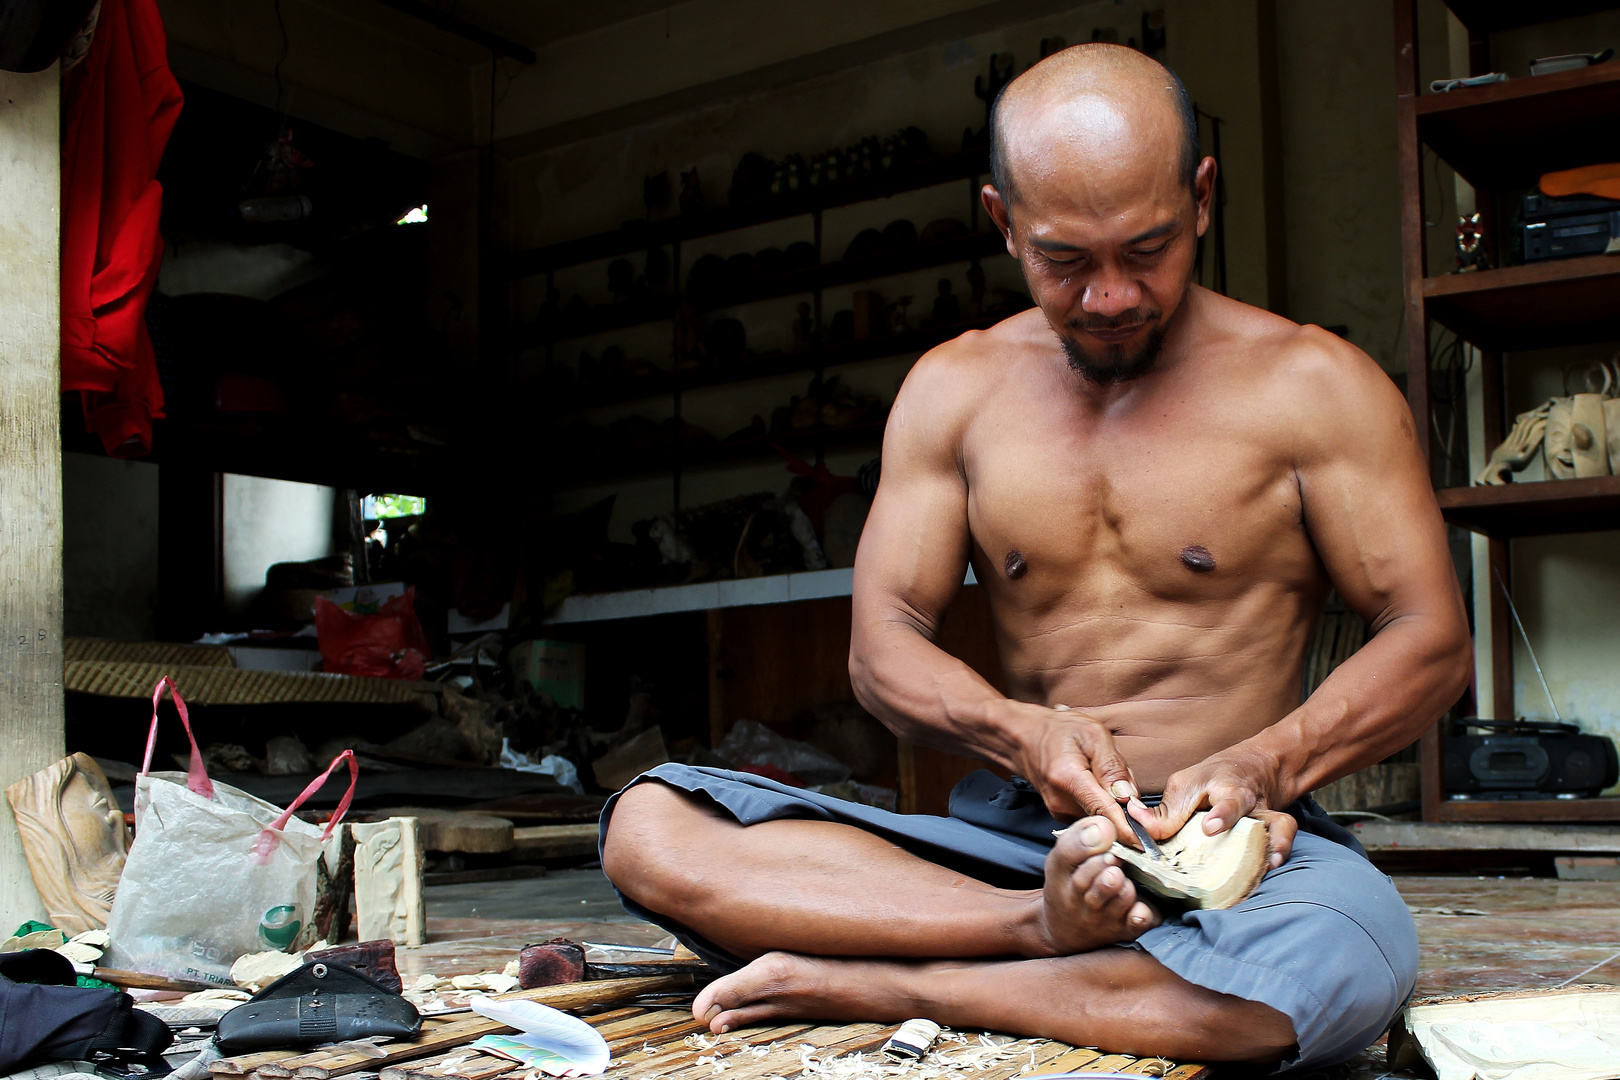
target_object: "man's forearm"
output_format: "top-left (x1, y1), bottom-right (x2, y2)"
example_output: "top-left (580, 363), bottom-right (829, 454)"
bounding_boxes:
top-left (1237, 611), bottom-right (1471, 805)
top-left (850, 619), bottom-right (1028, 773)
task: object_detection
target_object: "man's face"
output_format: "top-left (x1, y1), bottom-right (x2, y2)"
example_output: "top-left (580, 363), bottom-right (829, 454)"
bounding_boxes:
top-left (985, 156), bottom-right (1213, 384)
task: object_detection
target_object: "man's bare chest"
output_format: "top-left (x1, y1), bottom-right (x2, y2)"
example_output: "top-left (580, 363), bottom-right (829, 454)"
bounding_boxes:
top-left (960, 398), bottom-right (1316, 600)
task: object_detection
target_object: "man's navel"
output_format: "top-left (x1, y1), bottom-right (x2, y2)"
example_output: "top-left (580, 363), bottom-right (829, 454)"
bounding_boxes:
top-left (1179, 545), bottom-right (1216, 573)
top-left (1004, 550), bottom-right (1028, 579)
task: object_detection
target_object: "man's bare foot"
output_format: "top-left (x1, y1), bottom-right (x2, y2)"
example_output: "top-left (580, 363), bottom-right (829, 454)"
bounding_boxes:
top-left (694, 952), bottom-right (920, 1033)
top-left (1031, 816), bottom-right (1159, 956)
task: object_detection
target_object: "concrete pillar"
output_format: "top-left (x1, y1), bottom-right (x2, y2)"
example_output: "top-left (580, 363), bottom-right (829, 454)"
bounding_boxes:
top-left (0, 64), bottom-right (67, 929)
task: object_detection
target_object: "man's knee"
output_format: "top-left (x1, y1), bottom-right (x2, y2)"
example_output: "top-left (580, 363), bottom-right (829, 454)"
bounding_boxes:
top-left (601, 781), bottom-right (718, 907)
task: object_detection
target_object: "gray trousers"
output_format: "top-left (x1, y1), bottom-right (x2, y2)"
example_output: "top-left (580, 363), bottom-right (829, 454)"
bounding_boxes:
top-left (599, 764), bottom-right (1418, 1073)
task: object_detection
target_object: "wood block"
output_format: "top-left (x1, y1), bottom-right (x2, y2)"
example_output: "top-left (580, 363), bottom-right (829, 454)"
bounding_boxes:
top-left (511, 823), bottom-right (599, 860)
top-left (352, 818), bottom-right (426, 947)
top-left (518, 938), bottom-right (585, 988)
top-left (364, 808), bottom-right (514, 853)
top-left (5, 752), bottom-right (128, 935)
top-left (1109, 812), bottom-right (1268, 910)
top-left (307, 940), bottom-right (400, 993)
top-left (1571, 392), bottom-right (1609, 477)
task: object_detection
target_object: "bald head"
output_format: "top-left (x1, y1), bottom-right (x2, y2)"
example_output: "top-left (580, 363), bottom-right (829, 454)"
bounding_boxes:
top-left (989, 44), bottom-right (1198, 207)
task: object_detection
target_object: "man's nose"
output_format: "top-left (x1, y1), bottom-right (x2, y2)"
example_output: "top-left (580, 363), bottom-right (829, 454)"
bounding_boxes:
top-left (1079, 271), bottom-right (1140, 318)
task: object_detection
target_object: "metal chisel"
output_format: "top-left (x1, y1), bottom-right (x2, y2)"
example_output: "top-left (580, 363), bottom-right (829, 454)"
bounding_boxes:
top-left (1125, 814), bottom-right (1166, 862)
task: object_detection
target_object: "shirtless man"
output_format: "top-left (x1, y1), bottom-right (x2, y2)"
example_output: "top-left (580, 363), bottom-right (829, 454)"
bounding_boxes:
top-left (600, 44), bottom-right (1471, 1071)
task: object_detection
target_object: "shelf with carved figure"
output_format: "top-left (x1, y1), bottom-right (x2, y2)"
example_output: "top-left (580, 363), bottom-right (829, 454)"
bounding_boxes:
top-left (1437, 476), bottom-right (1620, 537)
top-left (1398, 0), bottom-right (1620, 823)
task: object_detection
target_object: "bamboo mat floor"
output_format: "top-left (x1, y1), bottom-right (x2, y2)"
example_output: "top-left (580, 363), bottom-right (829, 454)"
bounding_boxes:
top-left (405, 871), bottom-right (1620, 1080)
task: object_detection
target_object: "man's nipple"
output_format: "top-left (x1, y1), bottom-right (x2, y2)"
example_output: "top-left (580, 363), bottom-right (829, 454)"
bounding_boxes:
top-left (1004, 550), bottom-right (1028, 579)
top-left (1179, 545), bottom-right (1216, 573)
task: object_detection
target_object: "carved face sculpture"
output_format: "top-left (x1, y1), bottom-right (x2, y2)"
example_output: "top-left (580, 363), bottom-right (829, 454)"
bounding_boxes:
top-left (1545, 394), bottom-right (1620, 478)
top-left (6, 754), bottom-right (128, 935)
top-left (1545, 398), bottom-right (1576, 479)
top-left (1608, 398), bottom-right (1620, 473)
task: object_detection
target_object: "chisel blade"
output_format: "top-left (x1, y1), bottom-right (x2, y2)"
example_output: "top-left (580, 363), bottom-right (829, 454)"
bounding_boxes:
top-left (1125, 814), bottom-right (1166, 862)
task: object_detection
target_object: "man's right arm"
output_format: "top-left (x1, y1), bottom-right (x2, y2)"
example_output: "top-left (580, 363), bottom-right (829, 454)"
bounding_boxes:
top-left (848, 346), bottom-right (1138, 831)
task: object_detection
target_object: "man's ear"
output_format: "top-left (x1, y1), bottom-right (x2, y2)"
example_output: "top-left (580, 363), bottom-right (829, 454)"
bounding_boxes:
top-left (982, 184), bottom-right (1016, 257)
top-left (1194, 156), bottom-right (1216, 238)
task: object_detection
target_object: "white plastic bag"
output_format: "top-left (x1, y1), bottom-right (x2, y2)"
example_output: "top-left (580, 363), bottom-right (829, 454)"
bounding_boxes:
top-left (103, 677), bottom-right (358, 986)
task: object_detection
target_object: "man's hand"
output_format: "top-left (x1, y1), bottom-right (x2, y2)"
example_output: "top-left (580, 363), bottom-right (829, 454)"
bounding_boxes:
top-left (1138, 744), bottom-right (1299, 868)
top-left (1015, 704), bottom-right (1138, 841)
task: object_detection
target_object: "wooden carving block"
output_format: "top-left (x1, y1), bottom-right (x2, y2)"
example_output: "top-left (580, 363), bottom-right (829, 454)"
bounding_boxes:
top-left (1570, 392), bottom-right (1610, 477)
top-left (5, 752), bottom-right (128, 935)
top-left (352, 818), bottom-right (426, 947)
top-left (1110, 812), bottom-right (1268, 910)
top-left (517, 938), bottom-right (585, 988)
top-left (307, 939), bottom-right (401, 993)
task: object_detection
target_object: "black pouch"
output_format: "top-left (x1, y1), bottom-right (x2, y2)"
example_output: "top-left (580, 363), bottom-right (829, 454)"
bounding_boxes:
top-left (0, 950), bottom-right (172, 1075)
top-left (216, 961), bottom-right (420, 1053)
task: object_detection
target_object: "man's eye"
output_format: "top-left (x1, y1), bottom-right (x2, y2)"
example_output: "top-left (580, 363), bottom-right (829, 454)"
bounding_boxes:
top-left (1131, 244), bottom-right (1169, 258)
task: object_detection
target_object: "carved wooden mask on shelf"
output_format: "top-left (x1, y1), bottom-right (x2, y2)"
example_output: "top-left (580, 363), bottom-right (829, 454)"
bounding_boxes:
top-left (1543, 394), bottom-right (1620, 478)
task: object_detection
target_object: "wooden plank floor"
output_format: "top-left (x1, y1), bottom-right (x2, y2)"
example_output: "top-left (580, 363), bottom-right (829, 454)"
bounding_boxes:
top-left (589, 1006), bottom-right (1208, 1080)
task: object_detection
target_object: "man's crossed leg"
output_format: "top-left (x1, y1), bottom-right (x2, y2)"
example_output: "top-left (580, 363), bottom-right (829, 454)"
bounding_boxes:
top-left (604, 778), bottom-right (1301, 1064)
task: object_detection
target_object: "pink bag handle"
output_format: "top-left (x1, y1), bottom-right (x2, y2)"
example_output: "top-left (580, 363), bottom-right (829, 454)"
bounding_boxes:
top-left (143, 677), bottom-right (215, 799)
top-left (249, 749), bottom-right (359, 864)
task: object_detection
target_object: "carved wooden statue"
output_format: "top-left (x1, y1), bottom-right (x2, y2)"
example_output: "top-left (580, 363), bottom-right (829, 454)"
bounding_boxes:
top-left (352, 817), bottom-right (425, 947)
top-left (1476, 359), bottom-right (1620, 485)
top-left (5, 753), bottom-right (128, 936)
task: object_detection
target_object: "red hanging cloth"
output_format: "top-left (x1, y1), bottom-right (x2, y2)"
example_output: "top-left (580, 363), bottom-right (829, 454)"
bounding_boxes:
top-left (60, 0), bottom-right (182, 457)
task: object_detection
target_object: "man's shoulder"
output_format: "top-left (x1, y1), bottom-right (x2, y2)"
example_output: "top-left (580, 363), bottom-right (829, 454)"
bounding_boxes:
top-left (892, 309), bottom-right (1032, 408)
top-left (905, 308), bottom-right (1048, 396)
top-left (1200, 291), bottom-right (1401, 406)
top-left (1197, 291), bottom-right (1412, 456)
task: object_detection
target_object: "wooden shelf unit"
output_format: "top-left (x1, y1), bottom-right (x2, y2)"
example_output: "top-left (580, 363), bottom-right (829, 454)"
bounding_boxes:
top-left (1437, 475), bottom-right (1620, 537)
top-left (518, 231), bottom-right (1008, 345)
top-left (560, 417), bottom-right (889, 486)
top-left (535, 315), bottom-right (1005, 410)
top-left (517, 138), bottom-right (1009, 501)
top-left (1424, 255), bottom-right (1620, 352)
top-left (1395, 0), bottom-right (1620, 823)
top-left (508, 149), bottom-right (990, 278)
top-left (1416, 61), bottom-right (1620, 190)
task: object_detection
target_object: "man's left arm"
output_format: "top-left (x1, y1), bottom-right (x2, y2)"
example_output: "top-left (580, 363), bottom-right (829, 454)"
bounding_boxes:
top-left (1147, 331), bottom-right (1473, 864)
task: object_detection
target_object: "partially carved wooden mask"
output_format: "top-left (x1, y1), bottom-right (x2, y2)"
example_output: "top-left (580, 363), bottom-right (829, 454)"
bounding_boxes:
top-left (1476, 359), bottom-right (1620, 485)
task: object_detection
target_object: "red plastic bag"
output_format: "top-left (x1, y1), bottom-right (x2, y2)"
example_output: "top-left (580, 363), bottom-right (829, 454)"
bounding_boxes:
top-left (313, 587), bottom-right (432, 679)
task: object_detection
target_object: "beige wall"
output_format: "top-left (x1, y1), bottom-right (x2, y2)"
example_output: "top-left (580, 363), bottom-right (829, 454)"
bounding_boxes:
top-left (1164, 0), bottom-right (1285, 314)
